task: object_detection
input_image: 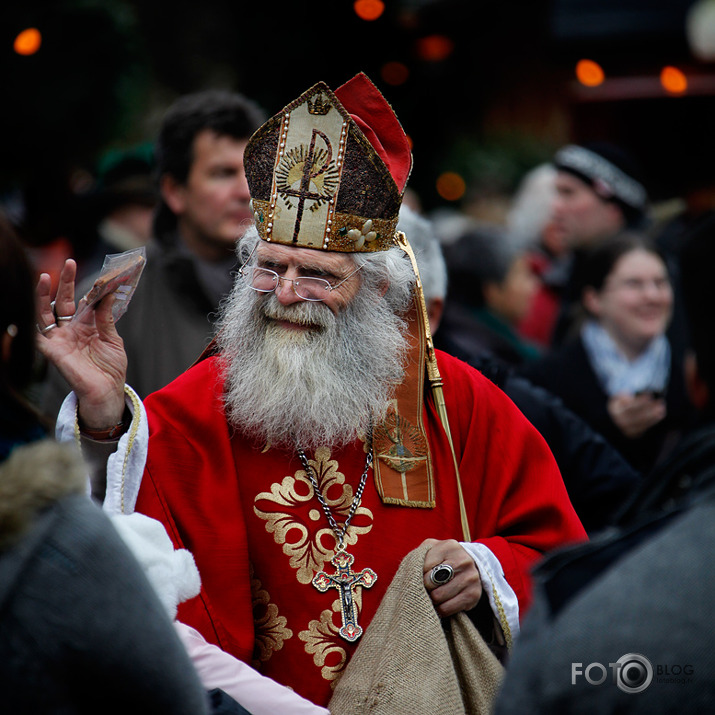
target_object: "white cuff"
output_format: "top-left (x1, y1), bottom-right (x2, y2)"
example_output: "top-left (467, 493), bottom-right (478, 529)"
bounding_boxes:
top-left (460, 541), bottom-right (520, 646)
top-left (55, 385), bottom-right (149, 514)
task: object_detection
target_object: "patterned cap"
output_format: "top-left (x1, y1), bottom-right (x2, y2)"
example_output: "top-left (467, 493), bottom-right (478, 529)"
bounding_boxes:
top-left (553, 143), bottom-right (648, 213)
top-left (244, 73), bottom-right (412, 252)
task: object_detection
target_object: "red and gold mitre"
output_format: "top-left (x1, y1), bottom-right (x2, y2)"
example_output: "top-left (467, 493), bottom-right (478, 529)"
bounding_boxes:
top-left (244, 73), bottom-right (412, 253)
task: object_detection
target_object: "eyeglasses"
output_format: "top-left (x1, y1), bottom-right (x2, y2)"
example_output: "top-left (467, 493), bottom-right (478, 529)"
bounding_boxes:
top-left (238, 244), bottom-right (364, 302)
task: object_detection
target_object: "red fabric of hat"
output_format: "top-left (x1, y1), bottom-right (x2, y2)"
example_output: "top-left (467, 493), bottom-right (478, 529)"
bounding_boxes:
top-left (335, 73), bottom-right (412, 193)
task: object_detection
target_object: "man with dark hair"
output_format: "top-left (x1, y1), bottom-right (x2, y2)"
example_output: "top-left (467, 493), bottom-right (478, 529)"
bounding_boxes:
top-left (116, 89), bottom-right (265, 397)
top-left (42, 90), bottom-right (265, 408)
top-left (152, 90), bottom-right (265, 254)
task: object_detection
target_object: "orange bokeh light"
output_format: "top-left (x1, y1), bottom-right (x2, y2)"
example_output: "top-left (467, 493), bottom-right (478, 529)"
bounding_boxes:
top-left (14, 27), bottom-right (42, 56)
top-left (436, 172), bottom-right (466, 202)
top-left (660, 66), bottom-right (687, 94)
top-left (381, 61), bottom-right (409, 86)
top-left (416, 35), bottom-right (454, 62)
top-left (575, 59), bottom-right (605, 87)
top-left (354, 0), bottom-right (385, 21)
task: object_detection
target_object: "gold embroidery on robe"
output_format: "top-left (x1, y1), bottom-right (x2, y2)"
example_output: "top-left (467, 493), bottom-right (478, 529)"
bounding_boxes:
top-left (250, 564), bottom-right (293, 667)
top-left (253, 446), bottom-right (374, 584)
top-left (298, 604), bottom-right (349, 685)
top-left (298, 590), bottom-right (367, 684)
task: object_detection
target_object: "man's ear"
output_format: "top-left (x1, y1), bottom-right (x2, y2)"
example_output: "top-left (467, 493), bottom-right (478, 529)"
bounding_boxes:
top-left (685, 350), bottom-right (710, 411)
top-left (160, 174), bottom-right (186, 215)
top-left (426, 297), bottom-right (444, 334)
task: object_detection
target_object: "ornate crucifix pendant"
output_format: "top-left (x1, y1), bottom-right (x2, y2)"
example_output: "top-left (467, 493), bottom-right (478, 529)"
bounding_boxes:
top-left (312, 550), bottom-right (377, 642)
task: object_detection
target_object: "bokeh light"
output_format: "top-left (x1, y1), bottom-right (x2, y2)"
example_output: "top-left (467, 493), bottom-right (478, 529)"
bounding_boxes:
top-left (660, 66), bottom-right (687, 94)
top-left (575, 59), bottom-right (605, 87)
top-left (381, 61), bottom-right (410, 86)
top-left (14, 27), bottom-right (42, 56)
top-left (436, 172), bottom-right (466, 201)
top-left (354, 0), bottom-right (385, 21)
top-left (416, 35), bottom-right (454, 62)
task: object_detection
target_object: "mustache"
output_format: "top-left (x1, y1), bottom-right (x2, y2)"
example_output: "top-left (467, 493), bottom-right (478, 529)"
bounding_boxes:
top-left (258, 295), bottom-right (334, 330)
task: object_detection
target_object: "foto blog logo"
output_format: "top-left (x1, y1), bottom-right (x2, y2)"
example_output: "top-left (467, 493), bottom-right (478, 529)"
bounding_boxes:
top-left (572, 653), bottom-right (654, 693)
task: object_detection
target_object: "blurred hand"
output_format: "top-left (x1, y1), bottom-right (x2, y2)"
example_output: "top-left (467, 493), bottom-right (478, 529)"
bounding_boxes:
top-left (608, 392), bottom-right (667, 439)
top-left (422, 538), bottom-right (483, 617)
top-left (36, 259), bottom-right (127, 429)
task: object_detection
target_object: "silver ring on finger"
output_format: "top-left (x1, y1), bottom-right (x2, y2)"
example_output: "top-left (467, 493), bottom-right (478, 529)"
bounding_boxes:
top-left (39, 323), bottom-right (57, 334)
top-left (429, 563), bottom-right (455, 586)
top-left (57, 315), bottom-right (73, 322)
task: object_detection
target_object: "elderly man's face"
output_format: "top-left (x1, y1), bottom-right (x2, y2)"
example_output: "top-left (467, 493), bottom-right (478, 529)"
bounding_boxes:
top-left (254, 241), bottom-right (362, 321)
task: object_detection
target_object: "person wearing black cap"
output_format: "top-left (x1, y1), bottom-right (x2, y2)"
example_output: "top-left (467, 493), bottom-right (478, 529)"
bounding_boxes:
top-left (549, 142), bottom-right (650, 345)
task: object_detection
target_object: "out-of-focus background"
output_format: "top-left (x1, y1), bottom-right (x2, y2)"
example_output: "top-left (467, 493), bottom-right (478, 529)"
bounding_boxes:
top-left (3, 0), bottom-right (714, 247)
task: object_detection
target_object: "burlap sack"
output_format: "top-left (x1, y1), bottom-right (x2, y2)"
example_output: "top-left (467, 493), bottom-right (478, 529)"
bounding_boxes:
top-left (329, 543), bottom-right (504, 715)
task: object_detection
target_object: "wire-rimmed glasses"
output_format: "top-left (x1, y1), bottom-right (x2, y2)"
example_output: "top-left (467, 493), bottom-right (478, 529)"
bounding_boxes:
top-left (238, 244), bottom-right (364, 302)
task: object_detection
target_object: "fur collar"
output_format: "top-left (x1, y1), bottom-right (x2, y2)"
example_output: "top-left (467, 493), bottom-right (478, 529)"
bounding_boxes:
top-left (0, 440), bottom-right (86, 549)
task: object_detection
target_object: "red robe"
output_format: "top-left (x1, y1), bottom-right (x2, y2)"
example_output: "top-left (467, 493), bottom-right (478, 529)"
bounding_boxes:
top-left (136, 349), bottom-right (585, 706)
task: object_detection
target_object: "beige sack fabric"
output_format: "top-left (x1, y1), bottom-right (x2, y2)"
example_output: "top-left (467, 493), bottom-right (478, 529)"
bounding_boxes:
top-left (329, 543), bottom-right (504, 715)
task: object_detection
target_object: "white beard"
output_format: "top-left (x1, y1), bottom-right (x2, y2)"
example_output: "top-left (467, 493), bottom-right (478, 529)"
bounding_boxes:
top-left (217, 281), bottom-right (410, 451)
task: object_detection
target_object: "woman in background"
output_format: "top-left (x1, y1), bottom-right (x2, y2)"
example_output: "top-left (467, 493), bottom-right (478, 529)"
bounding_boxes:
top-left (522, 232), bottom-right (695, 473)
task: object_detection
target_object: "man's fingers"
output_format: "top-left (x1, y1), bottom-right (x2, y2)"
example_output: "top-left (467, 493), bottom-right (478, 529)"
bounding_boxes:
top-left (36, 272), bottom-right (57, 333)
top-left (422, 538), bottom-right (460, 571)
top-left (93, 294), bottom-right (119, 337)
top-left (54, 259), bottom-right (77, 320)
top-left (429, 571), bottom-right (484, 616)
top-left (433, 589), bottom-right (482, 618)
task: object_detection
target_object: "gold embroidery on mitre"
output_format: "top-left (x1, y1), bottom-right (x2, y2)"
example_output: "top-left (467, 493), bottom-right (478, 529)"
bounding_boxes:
top-left (244, 80), bottom-right (405, 254)
top-left (253, 446), bottom-right (373, 584)
top-left (250, 564), bottom-right (293, 667)
top-left (299, 606), bottom-right (349, 685)
top-left (275, 144), bottom-right (340, 214)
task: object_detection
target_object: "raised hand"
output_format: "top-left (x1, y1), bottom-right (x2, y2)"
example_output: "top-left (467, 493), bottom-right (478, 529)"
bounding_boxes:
top-left (36, 259), bottom-right (127, 430)
top-left (608, 392), bottom-right (667, 439)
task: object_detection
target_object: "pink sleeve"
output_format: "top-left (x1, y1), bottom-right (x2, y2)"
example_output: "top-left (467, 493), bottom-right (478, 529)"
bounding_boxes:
top-left (174, 622), bottom-right (330, 715)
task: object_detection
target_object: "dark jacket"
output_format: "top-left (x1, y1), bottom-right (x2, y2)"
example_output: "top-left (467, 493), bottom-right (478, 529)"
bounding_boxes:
top-left (435, 333), bottom-right (641, 534)
top-left (0, 440), bottom-right (210, 715)
top-left (494, 418), bottom-right (715, 714)
top-left (520, 335), bottom-right (695, 474)
top-left (493, 486), bottom-right (715, 714)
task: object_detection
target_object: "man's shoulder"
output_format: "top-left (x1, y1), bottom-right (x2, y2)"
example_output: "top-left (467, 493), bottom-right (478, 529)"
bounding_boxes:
top-left (435, 347), bottom-right (521, 415)
top-left (520, 337), bottom-right (586, 385)
top-left (144, 355), bottom-right (224, 416)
